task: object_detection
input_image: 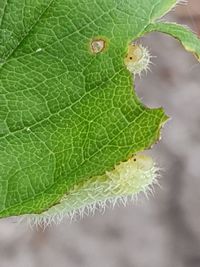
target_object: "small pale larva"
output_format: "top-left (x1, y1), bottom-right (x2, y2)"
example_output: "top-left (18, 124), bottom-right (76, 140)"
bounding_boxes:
top-left (23, 154), bottom-right (159, 227)
top-left (124, 43), bottom-right (151, 76)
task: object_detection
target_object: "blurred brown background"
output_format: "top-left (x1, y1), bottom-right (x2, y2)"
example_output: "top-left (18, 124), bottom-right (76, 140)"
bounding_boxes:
top-left (0, 1), bottom-right (200, 267)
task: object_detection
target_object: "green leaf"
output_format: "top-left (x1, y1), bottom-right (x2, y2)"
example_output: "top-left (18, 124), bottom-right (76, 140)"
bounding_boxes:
top-left (0, 0), bottom-right (199, 219)
top-left (145, 22), bottom-right (200, 61)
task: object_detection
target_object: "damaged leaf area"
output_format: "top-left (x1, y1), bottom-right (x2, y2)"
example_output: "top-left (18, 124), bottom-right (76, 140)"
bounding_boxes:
top-left (0, 0), bottom-right (200, 221)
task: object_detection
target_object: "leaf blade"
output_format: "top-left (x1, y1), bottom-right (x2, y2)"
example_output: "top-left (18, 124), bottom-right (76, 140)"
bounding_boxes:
top-left (0, 0), bottom-right (198, 218)
top-left (145, 22), bottom-right (200, 60)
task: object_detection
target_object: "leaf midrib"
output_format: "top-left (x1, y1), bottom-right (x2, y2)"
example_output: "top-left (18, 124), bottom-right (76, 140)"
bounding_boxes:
top-left (0, 0), bottom-right (55, 70)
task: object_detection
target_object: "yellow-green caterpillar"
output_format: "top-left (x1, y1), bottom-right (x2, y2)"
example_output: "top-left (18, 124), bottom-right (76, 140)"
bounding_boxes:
top-left (124, 43), bottom-right (152, 76)
top-left (24, 154), bottom-right (159, 227)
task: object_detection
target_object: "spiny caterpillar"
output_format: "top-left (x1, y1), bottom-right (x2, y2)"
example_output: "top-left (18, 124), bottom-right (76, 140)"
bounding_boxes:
top-left (124, 43), bottom-right (152, 76)
top-left (23, 154), bottom-right (159, 227)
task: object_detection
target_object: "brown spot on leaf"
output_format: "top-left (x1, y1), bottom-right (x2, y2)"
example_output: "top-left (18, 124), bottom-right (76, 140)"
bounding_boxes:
top-left (90, 39), bottom-right (106, 54)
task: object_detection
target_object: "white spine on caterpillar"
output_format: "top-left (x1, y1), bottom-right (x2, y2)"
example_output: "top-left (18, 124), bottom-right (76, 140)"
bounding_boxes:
top-left (23, 154), bottom-right (159, 227)
top-left (124, 43), bottom-right (152, 76)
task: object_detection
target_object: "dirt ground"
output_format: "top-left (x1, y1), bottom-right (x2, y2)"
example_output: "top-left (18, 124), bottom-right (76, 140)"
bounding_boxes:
top-left (0, 3), bottom-right (200, 267)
